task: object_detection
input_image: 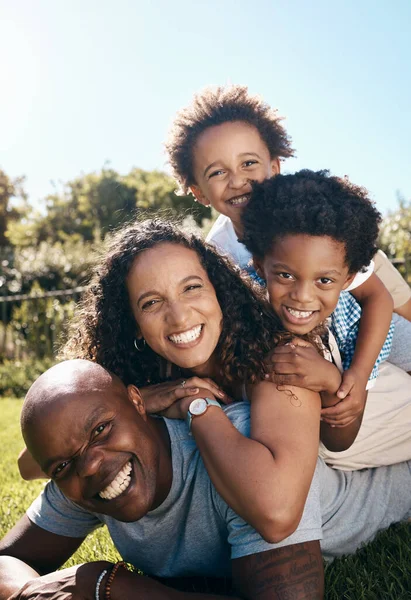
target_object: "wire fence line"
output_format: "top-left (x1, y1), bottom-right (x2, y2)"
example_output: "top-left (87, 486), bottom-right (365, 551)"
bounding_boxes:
top-left (0, 257), bottom-right (410, 362)
top-left (0, 287), bottom-right (86, 361)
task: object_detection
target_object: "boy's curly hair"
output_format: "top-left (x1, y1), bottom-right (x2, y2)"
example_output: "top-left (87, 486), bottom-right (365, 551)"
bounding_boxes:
top-left (242, 170), bottom-right (382, 274)
top-left (165, 85), bottom-right (294, 195)
top-left (62, 218), bottom-right (311, 387)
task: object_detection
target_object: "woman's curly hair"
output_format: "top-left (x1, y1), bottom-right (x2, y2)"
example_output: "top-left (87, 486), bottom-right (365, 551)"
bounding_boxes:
top-left (165, 84), bottom-right (294, 195)
top-left (62, 219), bottom-right (321, 387)
top-left (242, 170), bottom-right (382, 274)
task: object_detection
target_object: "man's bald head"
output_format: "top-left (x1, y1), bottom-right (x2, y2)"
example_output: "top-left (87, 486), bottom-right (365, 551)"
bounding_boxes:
top-left (21, 359), bottom-right (127, 450)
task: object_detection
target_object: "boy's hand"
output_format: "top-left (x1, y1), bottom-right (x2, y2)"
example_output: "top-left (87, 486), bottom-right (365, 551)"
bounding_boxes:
top-left (321, 368), bottom-right (368, 427)
top-left (266, 338), bottom-right (341, 394)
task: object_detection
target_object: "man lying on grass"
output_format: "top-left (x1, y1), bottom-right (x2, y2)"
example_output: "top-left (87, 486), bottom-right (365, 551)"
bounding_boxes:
top-left (1, 359), bottom-right (411, 600)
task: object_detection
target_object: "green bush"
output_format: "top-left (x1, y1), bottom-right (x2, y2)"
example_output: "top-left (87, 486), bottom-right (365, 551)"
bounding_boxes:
top-left (0, 357), bottom-right (56, 397)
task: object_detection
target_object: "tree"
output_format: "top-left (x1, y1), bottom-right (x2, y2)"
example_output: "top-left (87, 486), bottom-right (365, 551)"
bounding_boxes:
top-left (0, 169), bottom-right (28, 246)
top-left (379, 194), bottom-right (411, 259)
top-left (25, 167), bottom-right (210, 245)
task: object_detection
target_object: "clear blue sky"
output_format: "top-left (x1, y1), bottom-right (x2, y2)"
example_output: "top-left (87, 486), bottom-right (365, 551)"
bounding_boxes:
top-left (1, 0), bottom-right (410, 215)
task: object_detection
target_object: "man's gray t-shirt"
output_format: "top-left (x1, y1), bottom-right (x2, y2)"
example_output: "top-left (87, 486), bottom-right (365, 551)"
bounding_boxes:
top-left (27, 403), bottom-right (322, 578)
top-left (27, 402), bottom-right (411, 573)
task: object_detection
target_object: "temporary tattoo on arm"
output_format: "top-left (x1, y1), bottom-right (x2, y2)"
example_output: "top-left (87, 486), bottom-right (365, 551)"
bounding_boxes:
top-left (232, 541), bottom-right (324, 599)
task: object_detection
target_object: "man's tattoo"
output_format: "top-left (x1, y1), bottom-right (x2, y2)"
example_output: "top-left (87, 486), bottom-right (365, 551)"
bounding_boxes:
top-left (235, 542), bottom-right (323, 599)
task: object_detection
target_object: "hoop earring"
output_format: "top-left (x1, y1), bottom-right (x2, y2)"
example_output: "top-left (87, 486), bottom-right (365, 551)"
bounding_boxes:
top-left (134, 338), bottom-right (146, 352)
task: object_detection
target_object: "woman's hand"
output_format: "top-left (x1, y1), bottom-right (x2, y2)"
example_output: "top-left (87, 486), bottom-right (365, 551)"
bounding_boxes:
top-left (159, 387), bottom-right (220, 420)
top-left (265, 338), bottom-right (341, 394)
top-left (140, 378), bottom-right (230, 415)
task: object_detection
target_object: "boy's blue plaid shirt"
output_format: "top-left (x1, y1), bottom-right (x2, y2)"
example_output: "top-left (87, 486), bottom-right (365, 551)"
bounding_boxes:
top-left (243, 266), bottom-right (395, 385)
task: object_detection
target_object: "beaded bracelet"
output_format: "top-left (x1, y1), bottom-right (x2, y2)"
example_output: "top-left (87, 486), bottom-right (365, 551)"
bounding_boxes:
top-left (95, 568), bottom-right (108, 600)
top-left (104, 561), bottom-right (128, 600)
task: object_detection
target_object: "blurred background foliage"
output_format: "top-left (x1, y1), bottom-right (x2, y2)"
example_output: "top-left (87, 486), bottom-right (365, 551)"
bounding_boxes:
top-left (0, 165), bottom-right (216, 395)
top-left (0, 165), bottom-right (409, 397)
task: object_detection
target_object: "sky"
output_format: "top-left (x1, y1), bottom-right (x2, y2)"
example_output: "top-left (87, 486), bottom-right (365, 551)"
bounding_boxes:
top-left (0, 0), bottom-right (410, 216)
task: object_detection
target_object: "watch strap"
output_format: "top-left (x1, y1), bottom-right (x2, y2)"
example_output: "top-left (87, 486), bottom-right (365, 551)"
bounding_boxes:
top-left (186, 397), bottom-right (222, 433)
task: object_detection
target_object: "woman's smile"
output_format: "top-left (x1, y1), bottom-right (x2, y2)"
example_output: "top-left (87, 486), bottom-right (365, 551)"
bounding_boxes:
top-left (167, 324), bottom-right (204, 347)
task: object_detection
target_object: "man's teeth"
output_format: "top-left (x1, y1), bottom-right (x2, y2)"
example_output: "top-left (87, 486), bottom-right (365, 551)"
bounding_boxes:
top-left (286, 307), bottom-right (314, 319)
top-left (168, 325), bottom-right (202, 345)
top-left (99, 461), bottom-right (132, 500)
top-left (228, 195), bottom-right (249, 206)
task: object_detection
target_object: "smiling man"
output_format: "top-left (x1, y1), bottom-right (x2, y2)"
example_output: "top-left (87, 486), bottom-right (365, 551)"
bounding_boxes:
top-left (2, 360), bottom-right (411, 600)
top-left (0, 359), bottom-right (325, 600)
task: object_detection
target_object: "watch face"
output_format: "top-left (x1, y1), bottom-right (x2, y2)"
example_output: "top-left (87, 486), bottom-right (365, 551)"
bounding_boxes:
top-left (189, 398), bottom-right (208, 416)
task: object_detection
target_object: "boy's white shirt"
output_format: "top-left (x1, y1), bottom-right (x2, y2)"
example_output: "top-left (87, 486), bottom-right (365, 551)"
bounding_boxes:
top-left (206, 214), bottom-right (374, 291)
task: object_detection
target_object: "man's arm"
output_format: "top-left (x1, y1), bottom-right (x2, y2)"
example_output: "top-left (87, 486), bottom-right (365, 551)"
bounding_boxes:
top-left (0, 515), bottom-right (84, 576)
top-left (0, 517), bottom-right (237, 600)
top-left (232, 541), bottom-right (324, 600)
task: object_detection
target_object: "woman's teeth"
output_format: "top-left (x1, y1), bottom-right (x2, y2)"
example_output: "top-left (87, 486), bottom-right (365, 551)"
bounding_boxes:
top-left (228, 194), bottom-right (249, 206)
top-left (168, 325), bottom-right (202, 345)
top-left (99, 461), bottom-right (132, 500)
top-left (286, 307), bottom-right (314, 319)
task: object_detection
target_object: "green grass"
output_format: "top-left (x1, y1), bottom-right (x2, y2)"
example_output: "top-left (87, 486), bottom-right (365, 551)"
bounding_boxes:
top-left (1, 398), bottom-right (411, 598)
top-left (0, 397), bottom-right (121, 567)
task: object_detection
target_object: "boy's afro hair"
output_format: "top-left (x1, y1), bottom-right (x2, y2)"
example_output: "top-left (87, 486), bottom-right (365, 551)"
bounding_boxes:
top-left (165, 84), bottom-right (294, 194)
top-left (242, 169), bottom-right (382, 274)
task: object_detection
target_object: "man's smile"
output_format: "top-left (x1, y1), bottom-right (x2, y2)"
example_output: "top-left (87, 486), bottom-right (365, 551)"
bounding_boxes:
top-left (98, 460), bottom-right (133, 501)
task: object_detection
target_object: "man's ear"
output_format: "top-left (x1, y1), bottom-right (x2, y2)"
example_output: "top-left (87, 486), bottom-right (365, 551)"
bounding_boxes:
top-left (190, 185), bottom-right (210, 207)
top-left (252, 256), bottom-right (266, 280)
top-left (127, 385), bottom-right (147, 421)
top-left (342, 272), bottom-right (356, 291)
top-left (270, 157), bottom-right (281, 176)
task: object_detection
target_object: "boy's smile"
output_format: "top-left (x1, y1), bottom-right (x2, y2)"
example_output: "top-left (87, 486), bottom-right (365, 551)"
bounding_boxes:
top-left (190, 121), bottom-right (279, 236)
top-left (257, 234), bottom-right (355, 335)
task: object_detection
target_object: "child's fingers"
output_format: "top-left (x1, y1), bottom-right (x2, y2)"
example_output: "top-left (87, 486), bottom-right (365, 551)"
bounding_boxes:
top-left (321, 416), bottom-right (358, 428)
top-left (321, 402), bottom-right (356, 419)
top-left (336, 380), bottom-right (355, 399)
top-left (269, 361), bottom-right (301, 375)
top-left (264, 372), bottom-right (301, 386)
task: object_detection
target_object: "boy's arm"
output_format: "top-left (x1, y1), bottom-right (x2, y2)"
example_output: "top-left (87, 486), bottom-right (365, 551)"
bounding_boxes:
top-left (341, 272), bottom-right (393, 395)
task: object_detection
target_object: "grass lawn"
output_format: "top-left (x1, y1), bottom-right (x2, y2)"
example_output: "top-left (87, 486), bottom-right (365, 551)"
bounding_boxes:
top-left (1, 397), bottom-right (411, 599)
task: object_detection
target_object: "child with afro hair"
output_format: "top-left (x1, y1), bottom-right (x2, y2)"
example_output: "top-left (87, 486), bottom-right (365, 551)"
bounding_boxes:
top-left (241, 169), bottom-right (411, 469)
top-left (166, 84), bottom-right (411, 431)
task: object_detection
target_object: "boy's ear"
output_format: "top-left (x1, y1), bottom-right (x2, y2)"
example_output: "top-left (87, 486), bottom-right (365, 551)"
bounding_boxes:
top-left (270, 158), bottom-right (281, 176)
top-left (342, 272), bottom-right (356, 291)
top-left (190, 185), bottom-right (210, 207)
top-left (252, 256), bottom-right (265, 280)
top-left (127, 385), bottom-right (147, 421)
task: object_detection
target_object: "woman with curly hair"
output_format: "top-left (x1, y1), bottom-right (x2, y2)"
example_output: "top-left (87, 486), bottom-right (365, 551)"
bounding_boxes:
top-left (19, 218), bottom-right (351, 542)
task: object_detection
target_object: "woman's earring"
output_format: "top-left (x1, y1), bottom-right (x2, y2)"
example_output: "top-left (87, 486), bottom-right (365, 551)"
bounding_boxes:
top-left (134, 338), bottom-right (146, 352)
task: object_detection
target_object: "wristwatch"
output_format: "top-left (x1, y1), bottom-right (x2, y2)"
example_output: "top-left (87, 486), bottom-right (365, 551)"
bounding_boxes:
top-left (186, 397), bottom-right (222, 433)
